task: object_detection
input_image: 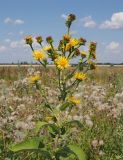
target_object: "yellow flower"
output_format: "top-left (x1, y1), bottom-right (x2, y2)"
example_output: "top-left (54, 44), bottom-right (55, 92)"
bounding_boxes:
top-left (70, 38), bottom-right (80, 47)
top-left (43, 46), bottom-right (52, 52)
top-left (55, 56), bottom-right (69, 70)
top-left (68, 96), bottom-right (80, 105)
top-left (65, 43), bottom-right (72, 51)
top-left (81, 51), bottom-right (87, 58)
top-left (28, 75), bottom-right (41, 83)
top-left (33, 50), bottom-right (45, 61)
top-left (74, 72), bottom-right (87, 81)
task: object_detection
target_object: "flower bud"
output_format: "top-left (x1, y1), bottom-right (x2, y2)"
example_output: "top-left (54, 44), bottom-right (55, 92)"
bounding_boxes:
top-left (74, 49), bottom-right (81, 56)
top-left (36, 36), bottom-right (43, 44)
top-left (79, 38), bottom-right (86, 45)
top-left (58, 40), bottom-right (64, 51)
top-left (88, 61), bottom-right (96, 70)
top-left (63, 34), bottom-right (71, 42)
top-left (67, 14), bottom-right (76, 22)
top-left (66, 14), bottom-right (76, 28)
top-left (25, 36), bottom-right (33, 45)
top-left (46, 36), bottom-right (53, 44)
top-left (89, 42), bottom-right (97, 53)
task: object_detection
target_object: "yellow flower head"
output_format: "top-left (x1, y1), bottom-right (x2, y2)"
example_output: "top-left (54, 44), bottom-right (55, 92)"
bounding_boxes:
top-left (81, 51), bottom-right (87, 58)
top-left (25, 36), bottom-right (33, 45)
top-left (33, 50), bottom-right (45, 61)
top-left (65, 43), bottom-right (72, 51)
top-left (70, 38), bottom-right (80, 47)
top-left (74, 72), bottom-right (87, 81)
top-left (55, 56), bottom-right (69, 70)
top-left (68, 96), bottom-right (80, 105)
top-left (28, 75), bottom-right (41, 84)
top-left (43, 46), bottom-right (52, 53)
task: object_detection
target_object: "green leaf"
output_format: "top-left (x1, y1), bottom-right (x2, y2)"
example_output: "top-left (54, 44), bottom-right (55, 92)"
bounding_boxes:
top-left (68, 145), bottom-right (86, 160)
top-left (55, 146), bottom-right (73, 160)
top-left (10, 137), bottom-right (41, 152)
top-left (65, 120), bottom-right (83, 128)
top-left (60, 102), bottom-right (73, 111)
top-left (34, 121), bottom-right (48, 134)
top-left (44, 103), bottom-right (53, 111)
top-left (33, 149), bottom-right (52, 159)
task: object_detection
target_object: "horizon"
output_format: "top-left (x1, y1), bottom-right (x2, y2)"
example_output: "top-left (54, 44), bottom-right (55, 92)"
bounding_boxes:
top-left (0, 0), bottom-right (123, 63)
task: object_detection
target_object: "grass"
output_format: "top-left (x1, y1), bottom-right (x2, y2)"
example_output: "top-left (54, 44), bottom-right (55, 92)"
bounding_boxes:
top-left (0, 65), bottom-right (123, 160)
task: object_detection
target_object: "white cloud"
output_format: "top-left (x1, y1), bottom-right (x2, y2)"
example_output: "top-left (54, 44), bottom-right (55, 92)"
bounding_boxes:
top-left (10, 40), bottom-right (26, 48)
top-left (100, 12), bottom-right (123, 29)
top-left (106, 41), bottom-right (120, 50)
top-left (4, 17), bottom-right (13, 24)
top-left (80, 16), bottom-right (96, 28)
top-left (8, 32), bottom-right (14, 36)
top-left (0, 46), bottom-right (7, 52)
top-left (61, 14), bottom-right (67, 20)
top-left (15, 19), bottom-right (24, 25)
top-left (70, 30), bottom-right (78, 35)
top-left (19, 31), bottom-right (24, 35)
top-left (105, 41), bottom-right (122, 54)
top-left (4, 17), bottom-right (24, 25)
top-left (4, 39), bottom-right (11, 43)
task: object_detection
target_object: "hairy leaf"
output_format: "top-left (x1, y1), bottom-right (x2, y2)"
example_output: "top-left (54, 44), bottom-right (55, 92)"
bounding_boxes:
top-left (68, 145), bottom-right (86, 160)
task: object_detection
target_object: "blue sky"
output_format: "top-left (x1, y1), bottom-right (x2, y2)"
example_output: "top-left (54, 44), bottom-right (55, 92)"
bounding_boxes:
top-left (0, 0), bottom-right (123, 63)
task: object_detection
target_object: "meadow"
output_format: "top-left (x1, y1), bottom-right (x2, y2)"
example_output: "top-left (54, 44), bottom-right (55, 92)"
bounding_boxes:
top-left (0, 13), bottom-right (123, 160)
top-left (0, 65), bottom-right (123, 160)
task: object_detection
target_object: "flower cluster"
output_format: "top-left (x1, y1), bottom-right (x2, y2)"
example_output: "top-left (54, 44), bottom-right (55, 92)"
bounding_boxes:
top-left (25, 14), bottom-right (97, 73)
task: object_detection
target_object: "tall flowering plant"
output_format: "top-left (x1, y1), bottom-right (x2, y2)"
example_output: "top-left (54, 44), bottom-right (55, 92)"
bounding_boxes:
top-left (10, 14), bottom-right (97, 160)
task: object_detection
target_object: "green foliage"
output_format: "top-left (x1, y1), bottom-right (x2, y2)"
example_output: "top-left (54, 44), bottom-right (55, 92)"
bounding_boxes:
top-left (10, 138), bottom-right (41, 152)
top-left (68, 145), bottom-right (86, 160)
